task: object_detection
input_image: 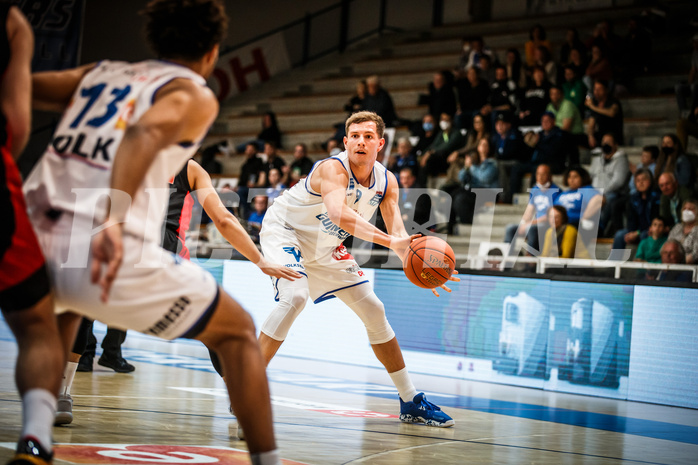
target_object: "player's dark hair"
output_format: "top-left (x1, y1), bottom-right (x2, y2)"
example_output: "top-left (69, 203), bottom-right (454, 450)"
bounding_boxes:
top-left (142, 0), bottom-right (228, 61)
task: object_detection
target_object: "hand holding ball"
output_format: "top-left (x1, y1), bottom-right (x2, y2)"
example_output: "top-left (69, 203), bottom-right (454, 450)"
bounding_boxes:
top-left (402, 236), bottom-right (455, 289)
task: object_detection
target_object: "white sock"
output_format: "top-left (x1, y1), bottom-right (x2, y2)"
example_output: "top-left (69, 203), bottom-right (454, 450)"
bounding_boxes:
top-left (20, 389), bottom-right (56, 453)
top-left (389, 367), bottom-right (418, 403)
top-left (61, 362), bottom-right (78, 396)
top-left (250, 449), bottom-right (281, 465)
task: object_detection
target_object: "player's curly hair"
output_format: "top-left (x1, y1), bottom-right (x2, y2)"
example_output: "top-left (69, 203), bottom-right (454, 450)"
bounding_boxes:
top-left (142, 0), bottom-right (228, 61)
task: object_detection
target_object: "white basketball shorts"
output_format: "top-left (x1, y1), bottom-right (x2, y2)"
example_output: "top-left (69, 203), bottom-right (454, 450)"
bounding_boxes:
top-left (32, 213), bottom-right (219, 340)
top-left (260, 211), bottom-right (369, 303)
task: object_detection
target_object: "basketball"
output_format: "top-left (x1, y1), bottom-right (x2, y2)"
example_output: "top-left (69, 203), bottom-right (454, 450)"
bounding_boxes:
top-left (403, 236), bottom-right (456, 289)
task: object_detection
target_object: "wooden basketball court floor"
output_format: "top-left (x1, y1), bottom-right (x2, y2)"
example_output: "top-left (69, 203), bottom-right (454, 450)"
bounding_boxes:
top-left (1, 321), bottom-right (696, 465)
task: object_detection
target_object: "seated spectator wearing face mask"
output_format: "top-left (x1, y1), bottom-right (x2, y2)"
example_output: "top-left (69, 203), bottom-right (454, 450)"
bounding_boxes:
top-left (419, 113), bottom-right (466, 184)
top-left (655, 133), bottom-right (696, 189)
top-left (589, 132), bottom-right (629, 237)
top-left (667, 199), bottom-right (698, 263)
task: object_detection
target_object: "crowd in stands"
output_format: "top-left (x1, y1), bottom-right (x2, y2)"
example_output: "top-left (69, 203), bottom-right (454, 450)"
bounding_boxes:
top-left (195, 13), bottom-right (698, 273)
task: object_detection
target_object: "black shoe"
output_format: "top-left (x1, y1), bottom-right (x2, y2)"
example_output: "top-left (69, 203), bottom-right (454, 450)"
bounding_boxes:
top-left (76, 353), bottom-right (93, 372)
top-left (98, 353), bottom-right (135, 373)
top-left (7, 436), bottom-right (53, 464)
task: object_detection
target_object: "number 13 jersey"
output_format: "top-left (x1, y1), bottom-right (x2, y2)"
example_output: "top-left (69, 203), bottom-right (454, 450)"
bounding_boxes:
top-left (24, 60), bottom-right (207, 244)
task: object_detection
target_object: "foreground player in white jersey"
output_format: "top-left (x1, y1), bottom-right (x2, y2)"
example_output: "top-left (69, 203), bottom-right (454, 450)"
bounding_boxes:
top-left (22, 1), bottom-right (283, 463)
top-left (259, 111), bottom-right (457, 427)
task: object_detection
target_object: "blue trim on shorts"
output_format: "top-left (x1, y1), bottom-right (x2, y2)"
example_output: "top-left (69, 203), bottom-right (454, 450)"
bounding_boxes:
top-left (313, 280), bottom-right (369, 304)
top-left (273, 271), bottom-right (307, 302)
top-left (179, 286), bottom-right (220, 339)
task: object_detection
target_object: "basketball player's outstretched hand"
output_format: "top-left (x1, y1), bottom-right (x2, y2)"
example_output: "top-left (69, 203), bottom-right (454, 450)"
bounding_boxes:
top-left (256, 256), bottom-right (303, 281)
top-left (91, 221), bottom-right (124, 303)
top-left (431, 270), bottom-right (460, 297)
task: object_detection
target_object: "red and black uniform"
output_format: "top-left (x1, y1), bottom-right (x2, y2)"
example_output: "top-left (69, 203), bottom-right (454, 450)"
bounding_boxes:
top-left (0, 4), bottom-right (50, 312)
top-left (162, 161), bottom-right (194, 258)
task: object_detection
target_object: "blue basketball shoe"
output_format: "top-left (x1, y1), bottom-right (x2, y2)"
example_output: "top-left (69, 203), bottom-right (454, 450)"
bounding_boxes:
top-left (399, 393), bottom-right (454, 427)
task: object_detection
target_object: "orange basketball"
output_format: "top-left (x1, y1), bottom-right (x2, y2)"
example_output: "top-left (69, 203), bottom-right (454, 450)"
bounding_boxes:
top-left (403, 236), bottom-right (456, 289)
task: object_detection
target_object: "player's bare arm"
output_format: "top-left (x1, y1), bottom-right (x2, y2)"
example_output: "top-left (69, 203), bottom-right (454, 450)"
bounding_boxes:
top-left (187, 160), bottom-right (300, 281)
top-left (378, 170), bottom-right (409, 239)
top-left (313, 160), bottom-right (417, 261)
top-left (92, 78), bottom-right (218, 301)
top-left (32, 63), bottom-right (96, 113)
top-left (1, 6), bottom-right (33, 158)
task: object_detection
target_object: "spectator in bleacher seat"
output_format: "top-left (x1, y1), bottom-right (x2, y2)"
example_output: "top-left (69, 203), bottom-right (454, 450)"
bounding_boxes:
top-left (676, 92), bottom-right (698, 152)
top-left (344, 80), bottom-right (366, 115)
top-left (504, 163), bottom-right (560, 255)
top-left (674, 34), bottom-right (698, 120)
top-left (547, 84), bottom-right (585, 157)
top-left (589, 132), bottom-right (630, 236)
top-left (419, 113), bottom-right (466, 185)
top-left (265, 168), bottom-right (286, 206)
top-left (286, 143), bottom-right (313, 188)
top-left (412, 113), bottom-right (437, 156)
top-left (562, 65), bottom-right (587, 116)
top-left (519, 66), bottom-right (551, 126)
top-left (477, 54), bottom-right (496, 85)
top-left (583, 45), bottom-right (614, 93)
top-left (458, 36), bottom-right (496, 73)
top-left (555, 165), bottom-right (604, 245)
top-left (236, 142), bottom-right (265, 220)
top-left (612, 168), bottom-right (660, 253)
top-left (246, 195), bottom-right (268, 244)
top-left (524, 24), bottom-right (551, 69)
top-left (421, 70), bottom-right (457, 122)
top-left (651, 240), bottom-right (693, 282)
top-left (448, 138), bottom-right (498, 232)
top-left (667, 198), bottom-right (698, 263)
top-left (258, 141), bottom-right (286, 187)
top-left (566, 48), bottom-right (587, 81)
top-left (585, 79), bottom-right (624, 147)
top-left (658, 172), bottom-right (693, 226)
top-left (388, 137), bottom-right (419, 181)
top-left (326, 138), bottom-right (343, 157)
top-left (398, 166), bottom-right (432, 235)
top-left (629, 145), bottom-right (658, 195)
top-left (541, 205), bottom-right (590, 259)
top-left (455, 67), bottom-right (490, 130)
top-left (616, 16), bottom-right (652, 94)
top-left (586, 19), bottom-right (623, 66)
top-left (533, 45), bottom-right (557, 86)
top-left (459, 138), bottom-right (499, 189)
top-left (484, 65), bottom-right (519, 128)
top-left (655, 133), bottom-right (695, 189)
top-left (559, 28), bottom-right (586, 71)
top-left (634, 216), bottom-right (668, 263)
top-left (199, 141), bottom-right (225, 175)
top-left (447, 113), bottom-right (490, 185)
top-left (237, 111), bottom-right (282, 154)
top-left (363, 75), bottom-right (398, 127)
top-left (492, 111), bottom-right (525, 203)
top-left (511, 112), bottom-right (565, 199)
top-left (505, 47), bottom-right (527, 89)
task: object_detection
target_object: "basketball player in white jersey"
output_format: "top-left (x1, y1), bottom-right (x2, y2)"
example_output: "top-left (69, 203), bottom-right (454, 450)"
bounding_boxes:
top-left (259, 111), bottom-right (457, 427)
top-left (22, 1), bottom-right (283, 464)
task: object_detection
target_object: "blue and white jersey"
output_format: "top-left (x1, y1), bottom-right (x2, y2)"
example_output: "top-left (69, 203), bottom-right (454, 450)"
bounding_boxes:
top-left (24, 60), bottom-right (207, 243)
top-left (555, 186), bottom-right (601, 225)
top-left (528, 183), bottom-right (561, 219)
top-left (266, 151), bottom-right (389, 251)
